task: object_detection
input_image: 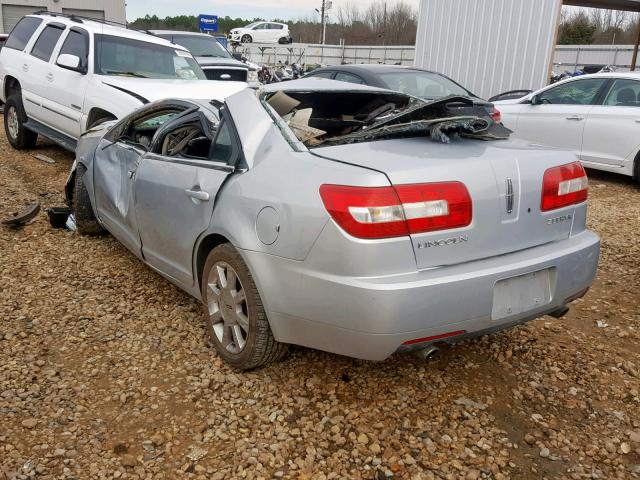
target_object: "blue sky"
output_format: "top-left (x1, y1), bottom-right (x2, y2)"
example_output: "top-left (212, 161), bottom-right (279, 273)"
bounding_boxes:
top-left (126, 0), bottom-right (421, 22)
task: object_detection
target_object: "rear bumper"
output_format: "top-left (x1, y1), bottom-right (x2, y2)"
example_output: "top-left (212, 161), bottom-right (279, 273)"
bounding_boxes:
top-left (243, 230), bottom-right (600, 361)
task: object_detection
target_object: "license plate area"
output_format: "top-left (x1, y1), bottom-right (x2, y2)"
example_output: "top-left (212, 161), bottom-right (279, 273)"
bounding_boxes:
top-left (492, 268), bottom-right (553, 321)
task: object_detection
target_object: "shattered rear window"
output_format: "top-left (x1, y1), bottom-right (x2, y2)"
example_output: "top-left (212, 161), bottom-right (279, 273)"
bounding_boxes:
top-left (262, 90), bottom-right (511, 148)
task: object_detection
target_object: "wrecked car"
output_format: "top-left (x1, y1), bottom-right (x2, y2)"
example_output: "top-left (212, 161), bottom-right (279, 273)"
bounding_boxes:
top-left (65, 79), bottom-right (600, 370)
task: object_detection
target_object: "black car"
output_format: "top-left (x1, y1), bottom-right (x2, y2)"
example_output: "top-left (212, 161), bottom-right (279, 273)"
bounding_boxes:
top-left (0, 34), bottom-right (7, 49)
top-left (304, 64), bottom-right (501, 122)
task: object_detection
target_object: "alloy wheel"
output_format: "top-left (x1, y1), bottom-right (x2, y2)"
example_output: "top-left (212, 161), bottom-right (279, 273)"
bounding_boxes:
top-left (7, 106), bottom-right (19, 140)
top-left (207, 261), bottom-right (249, 354)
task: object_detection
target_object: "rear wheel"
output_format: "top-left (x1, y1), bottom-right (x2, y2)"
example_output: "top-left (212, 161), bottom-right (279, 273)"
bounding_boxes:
top-left (4, 95), bottom-right (37, 150)
top-left (241, 34), bottom-right (252, 43)
top-left (202, 243), bottom-right (288, 370)
top-left (73, 164), bottom-right (104, 236)
top-left (278, 37), bottom-right (289, 44)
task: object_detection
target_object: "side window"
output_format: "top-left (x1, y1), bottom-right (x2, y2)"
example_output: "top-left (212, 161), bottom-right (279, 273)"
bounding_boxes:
top-left (334, 72), bottom-right (365, 85)
top-left (31, 24), bottom-right (65, 62)
top-left (603, 79), bottom-right (640, 107)
top-left (309, 71), bottom-right (335, 79)
top-left (210, 121), bottom-right (234, 164)
top-left (58, 28), bottom-right (89, 70)
top-left (538, 79), bottom-right (606, 105)
top-left (4, 17), bottom-right (43, 51)
top-left (253, 23), bottom-right (267, 30)
top-left (271, 24), bottom-right (284, 30)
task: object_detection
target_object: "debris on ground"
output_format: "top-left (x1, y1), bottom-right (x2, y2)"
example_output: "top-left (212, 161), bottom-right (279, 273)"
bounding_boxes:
top-left (1, 202), bottom-right (40, 228)
top-left (32, 153), bottom-right (56, 164)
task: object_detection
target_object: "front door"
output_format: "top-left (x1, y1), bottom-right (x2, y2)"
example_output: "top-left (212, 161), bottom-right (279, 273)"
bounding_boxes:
top-left (93, 139), bottom-right (145, 255)
top-left (47, 27), bottom-right (91, 137)
top-left (134, 111), bottom-right (238, 287)
top-left (514, 78), bottom-right (608, 155)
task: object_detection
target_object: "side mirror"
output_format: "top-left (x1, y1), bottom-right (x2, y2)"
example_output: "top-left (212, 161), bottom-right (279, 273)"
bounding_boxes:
top-left (232, 52), bottom-right (243, 61)
top-left (57, 54), bottom-right (85, 74)
top-left (530, 95), bottom-right (545, 105)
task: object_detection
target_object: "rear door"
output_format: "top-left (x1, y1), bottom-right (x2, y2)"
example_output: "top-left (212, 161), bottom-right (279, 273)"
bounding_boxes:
top-left (134, 109), bottom-right (238, 287)
top-left (581, 77), bottom-right (640, 168)
top-left (513, 78), bottom-right (608, 154)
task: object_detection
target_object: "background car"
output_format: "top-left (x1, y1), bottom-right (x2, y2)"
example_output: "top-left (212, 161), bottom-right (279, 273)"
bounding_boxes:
top-left (150, 30), bottom-right (260, 84)
top-left (304, 64), bottom-right (501, 122)
top-left (0, 13), bottom-right (246, 152)
top-left (65, 80), bottom-right (599, 370)
top-left (0, 34), bottom-right (8, 49)
top-left (228, 21), bottom-right (292, 44)
top-left (495, 72), bottom-right (640, 182)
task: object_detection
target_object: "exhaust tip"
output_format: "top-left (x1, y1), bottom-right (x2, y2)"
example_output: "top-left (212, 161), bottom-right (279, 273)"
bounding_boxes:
top-left (413, 345), bottom-right (440, 360)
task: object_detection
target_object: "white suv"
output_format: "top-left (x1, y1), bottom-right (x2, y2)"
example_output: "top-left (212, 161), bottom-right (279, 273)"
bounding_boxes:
top-left (0, 13), bottom-right (246, 151)
top-left (228, 22), bottom-right (292, 45)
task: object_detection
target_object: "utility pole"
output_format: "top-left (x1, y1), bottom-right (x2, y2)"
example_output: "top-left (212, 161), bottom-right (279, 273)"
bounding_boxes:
top-left (320, 0), bottom-right (326, 45)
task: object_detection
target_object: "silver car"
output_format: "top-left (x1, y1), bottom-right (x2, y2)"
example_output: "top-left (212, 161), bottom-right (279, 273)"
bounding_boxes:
top-left (65, 79), bottom-right (600, 370)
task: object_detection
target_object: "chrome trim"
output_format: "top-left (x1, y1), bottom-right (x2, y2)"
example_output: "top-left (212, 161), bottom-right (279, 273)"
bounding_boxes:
top-left (505, 177), bottom-right (514, 214)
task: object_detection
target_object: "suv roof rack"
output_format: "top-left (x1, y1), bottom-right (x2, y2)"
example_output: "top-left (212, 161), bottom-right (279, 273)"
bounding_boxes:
top-left (32, 10), bottom-right (128, 28)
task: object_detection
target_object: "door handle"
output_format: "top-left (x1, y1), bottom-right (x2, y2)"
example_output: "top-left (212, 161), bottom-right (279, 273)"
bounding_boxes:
top-left (185, 189), bottom-right (210, 202)
top-left (22, 64), bottom-right (29, 72)
top-left (566, 116), bottom-right (584, 121)
top-left (46, 73), bottom-right (54, 82)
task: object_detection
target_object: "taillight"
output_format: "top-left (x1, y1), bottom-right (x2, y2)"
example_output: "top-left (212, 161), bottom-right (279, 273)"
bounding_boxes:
top-left (541, 162), bottom-right (588, 212)
top-left (319, 182), bottom-right (472, 239)
top-left (491, 106), bottom-right (501, 123)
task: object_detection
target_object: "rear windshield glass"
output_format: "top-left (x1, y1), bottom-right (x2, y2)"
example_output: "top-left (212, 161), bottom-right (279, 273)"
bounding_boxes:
top-left (378, 72), bottom-right (471, 101)
top-left (5, 17), bottom-right (43, 51)
top-left (167, 35), bottom-right (230, 59)
top-left (94, 34), bottom-right (206, 80)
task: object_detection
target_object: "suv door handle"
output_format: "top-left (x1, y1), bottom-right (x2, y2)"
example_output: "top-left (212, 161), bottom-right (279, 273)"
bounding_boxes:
top-left (46, 73), bottom-right (54, 82)
top-left (185, 189), bottom-right (210, 202)
top-left (566, 116), bottom-right (584, 121)
top-left (22, 64), bottom-right (29, 72)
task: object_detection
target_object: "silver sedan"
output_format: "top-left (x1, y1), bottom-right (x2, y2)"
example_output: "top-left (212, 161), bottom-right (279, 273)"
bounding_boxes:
top-left (65, 80), bottom-right (600, 370)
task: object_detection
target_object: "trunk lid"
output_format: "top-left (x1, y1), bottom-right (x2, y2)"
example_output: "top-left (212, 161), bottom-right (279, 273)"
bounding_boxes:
top-left (313, 137), bottom-right (577, 269)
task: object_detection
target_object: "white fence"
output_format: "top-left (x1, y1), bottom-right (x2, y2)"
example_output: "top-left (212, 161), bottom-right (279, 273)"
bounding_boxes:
top-left (232, 42), bottom-right (415, 67)
top-left (554, 45), bottom-right (638, 72)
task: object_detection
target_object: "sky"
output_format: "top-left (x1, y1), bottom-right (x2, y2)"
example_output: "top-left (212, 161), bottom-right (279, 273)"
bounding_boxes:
top-left (126, 0), bottom-right (422, 22)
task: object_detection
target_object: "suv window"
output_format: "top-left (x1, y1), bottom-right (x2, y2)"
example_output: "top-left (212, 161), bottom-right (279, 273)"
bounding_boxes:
top-left (31, 24), bottom-right (66, 62)
top-left (538, 79), bottom-right (606, 105)
top-left (603, 79), bottom-right (640, 107)
top-left (5, 17), bottom-right (43, 51)
top-left (58, 28), bottom-right (89, 70)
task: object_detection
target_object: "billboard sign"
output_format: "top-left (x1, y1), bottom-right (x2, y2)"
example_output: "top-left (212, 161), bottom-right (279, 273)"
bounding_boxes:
top-left (198, 14), bottom-right (218, 32)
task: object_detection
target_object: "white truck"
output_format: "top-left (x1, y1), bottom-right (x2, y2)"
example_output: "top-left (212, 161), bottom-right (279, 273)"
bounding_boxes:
top-left (0, 12), bottom-right (246, 151)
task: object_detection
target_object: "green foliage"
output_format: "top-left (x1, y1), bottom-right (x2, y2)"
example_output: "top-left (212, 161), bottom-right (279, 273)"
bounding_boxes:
top-left (558, 12), bottom-right (597, 45)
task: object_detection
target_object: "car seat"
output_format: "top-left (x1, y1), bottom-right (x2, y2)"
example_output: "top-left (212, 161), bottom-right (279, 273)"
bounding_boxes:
top-left (616, 88), bottom-right (636, 106)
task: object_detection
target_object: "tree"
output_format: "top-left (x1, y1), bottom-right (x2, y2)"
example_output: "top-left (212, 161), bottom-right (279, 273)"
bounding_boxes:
top-left (558, 12), bottom-right (596, 45)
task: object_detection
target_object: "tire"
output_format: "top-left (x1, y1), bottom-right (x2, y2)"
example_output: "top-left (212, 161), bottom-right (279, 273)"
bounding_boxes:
top-left (202, 243), bottom-right (288, 370)
top-left (4, 95), bottom-right (38, 150)
top-left (241, 34), bottom-right (252, 43)
top-left (73, 164), bottom-right (104, 236)
top-left (278, 37), bottom-right (288, 45)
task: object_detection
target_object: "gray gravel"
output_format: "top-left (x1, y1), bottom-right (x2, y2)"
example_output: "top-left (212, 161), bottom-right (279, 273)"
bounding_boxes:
top-left (1, 132), bottom-right (639, 479)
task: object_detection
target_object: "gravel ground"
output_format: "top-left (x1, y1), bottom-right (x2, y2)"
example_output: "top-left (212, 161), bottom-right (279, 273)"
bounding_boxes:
top-left (1, 130), bottom-right (639, 480)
